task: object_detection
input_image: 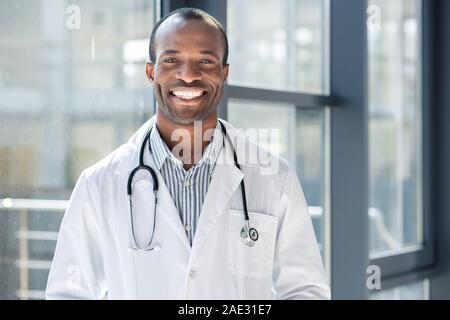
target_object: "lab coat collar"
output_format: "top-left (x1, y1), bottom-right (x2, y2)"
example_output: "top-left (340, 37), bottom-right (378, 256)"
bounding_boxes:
top-left (116, 115), bottom-right (248, 172)
top-left (149, 119), bottom-right (224, 173)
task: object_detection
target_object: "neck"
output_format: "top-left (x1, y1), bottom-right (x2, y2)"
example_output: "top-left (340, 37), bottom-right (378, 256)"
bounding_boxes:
top-left (155, 110), bottom-right (218, 170)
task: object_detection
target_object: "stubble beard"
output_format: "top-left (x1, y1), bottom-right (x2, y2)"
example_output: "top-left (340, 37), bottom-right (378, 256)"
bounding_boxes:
top-left (154, 85), bottom-right (220, 126)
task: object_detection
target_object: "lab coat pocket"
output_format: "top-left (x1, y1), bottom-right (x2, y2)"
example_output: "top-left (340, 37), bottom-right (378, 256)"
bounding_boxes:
top-left (128, 249), bottom-right (165, 299)
top-left (227, 209), bottom-right (278, 278)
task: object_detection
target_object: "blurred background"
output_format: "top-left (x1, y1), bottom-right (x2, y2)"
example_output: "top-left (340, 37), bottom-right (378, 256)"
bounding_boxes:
top-left (1, 0), bottom-right (449, 299)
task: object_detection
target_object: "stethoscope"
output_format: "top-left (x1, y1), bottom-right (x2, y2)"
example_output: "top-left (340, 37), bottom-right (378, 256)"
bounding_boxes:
top-left (127, 120), bottom-right (259, 251)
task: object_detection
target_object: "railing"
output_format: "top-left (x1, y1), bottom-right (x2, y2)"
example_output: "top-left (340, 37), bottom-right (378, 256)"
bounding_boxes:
top-left (0, 197), bottom-right (396, 300)
top-left (0, 198), bottom-right (68, 300)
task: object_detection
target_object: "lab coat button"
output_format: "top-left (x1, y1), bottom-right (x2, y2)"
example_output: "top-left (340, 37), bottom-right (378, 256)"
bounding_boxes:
top-left (185, 224), bottom-right (192, 232)
top-left (189, 268), bottom-right (197, 277)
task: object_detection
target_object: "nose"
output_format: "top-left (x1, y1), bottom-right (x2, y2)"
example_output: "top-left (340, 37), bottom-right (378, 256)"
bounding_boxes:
top-left (175, 61), bottom-right (202, 83)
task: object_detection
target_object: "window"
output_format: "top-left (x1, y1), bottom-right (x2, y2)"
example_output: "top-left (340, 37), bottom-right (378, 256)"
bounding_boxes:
top-left (370, 280), bottom-right (429, 300)
top-left (0, 0), bottom-right (438, 301)
top-left (0, 0), bottom-right (156, 299)
top-left (227, 0), bottom-right (328, 94)
top-left (366, 0), bottom-right (433, 295)
top-left (368, 0), bottom-right (422, 255)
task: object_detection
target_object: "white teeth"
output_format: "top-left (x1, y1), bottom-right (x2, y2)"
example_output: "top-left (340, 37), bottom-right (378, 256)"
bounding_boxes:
top-left (172, 91), bottom-right (204, 99)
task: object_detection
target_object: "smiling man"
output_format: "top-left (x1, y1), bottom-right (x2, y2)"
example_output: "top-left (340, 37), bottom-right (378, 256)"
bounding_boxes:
top-left (46, 8), bottom-right (330, 300)
top-left (146, 9), bottom-right (229, 170)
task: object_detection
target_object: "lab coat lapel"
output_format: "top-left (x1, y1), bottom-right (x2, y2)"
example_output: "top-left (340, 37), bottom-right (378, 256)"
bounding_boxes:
top-left (189, 142), bottom-right (244, 262)
top-left (155, 169), bottom-right (191, 250)
top-left (115, 116), bottom-right (191, 252)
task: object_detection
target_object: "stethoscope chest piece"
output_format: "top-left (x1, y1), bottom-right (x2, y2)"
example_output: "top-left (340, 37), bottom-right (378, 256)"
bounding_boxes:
top-left (240, 221), bottom-right (259, 247)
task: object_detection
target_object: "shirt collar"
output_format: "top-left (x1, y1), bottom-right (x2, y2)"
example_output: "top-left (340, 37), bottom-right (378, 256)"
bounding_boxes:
top-left (149, 121), bottom-right (223, 171)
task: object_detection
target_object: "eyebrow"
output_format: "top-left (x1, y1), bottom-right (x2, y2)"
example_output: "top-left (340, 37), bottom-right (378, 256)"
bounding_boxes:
top-left (199, 50), bottom-right (220, 60)
top-left (160, 49), bottom-right (180, 55)
top-left (159, 49), bottom-right (220, 60)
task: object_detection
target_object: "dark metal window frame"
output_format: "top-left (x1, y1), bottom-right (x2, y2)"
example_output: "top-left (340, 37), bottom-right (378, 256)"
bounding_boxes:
top-left (158, 0), bottom-right (436, 299)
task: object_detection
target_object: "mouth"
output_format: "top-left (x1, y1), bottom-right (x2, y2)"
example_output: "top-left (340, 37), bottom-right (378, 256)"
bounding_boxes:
top-left (168, 88), bottom-right (208, 105)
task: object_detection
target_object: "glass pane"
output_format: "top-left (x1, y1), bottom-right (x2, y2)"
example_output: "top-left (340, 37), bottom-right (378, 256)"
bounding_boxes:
top-left (368, 0), bottom-right (422, 255)
top-left (227, 0), bottom-right (328, 94)
top-left (0, 0), bottom-right (156, 299)
top-left (370, 280), bottom-right (429, 300)
top-left (228, 100), bottom-right (327, 261)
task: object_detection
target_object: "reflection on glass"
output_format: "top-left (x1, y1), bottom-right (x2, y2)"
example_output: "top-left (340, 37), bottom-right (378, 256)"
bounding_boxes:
top-left (228, 100), bottom-right (326, 260)
top-left (227, 0), bottom-right (327, 93)
top-left (368, 0), bottom-right (422, 255)
top-left (370, 280), bottom-right (428, 300)
top-left (0, 0), bottom-right (155, 299)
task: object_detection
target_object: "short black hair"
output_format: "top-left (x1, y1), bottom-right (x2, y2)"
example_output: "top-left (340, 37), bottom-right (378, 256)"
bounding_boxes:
top-left (149, 7), bottom-right (229, 65)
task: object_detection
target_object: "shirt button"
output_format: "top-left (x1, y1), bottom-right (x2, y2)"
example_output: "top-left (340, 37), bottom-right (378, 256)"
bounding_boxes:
top-left (184, 180), bottom-right (191, 188)
top-left (185, 224), bottom-right (192, 232)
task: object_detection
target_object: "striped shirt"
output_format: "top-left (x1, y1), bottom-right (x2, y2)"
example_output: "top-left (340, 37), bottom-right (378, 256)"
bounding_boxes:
top-left (149, 122), bottom-right (223, 245)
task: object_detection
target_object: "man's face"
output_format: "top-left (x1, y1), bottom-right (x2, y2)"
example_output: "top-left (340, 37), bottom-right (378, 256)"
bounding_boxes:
top-left (146, 16), bottom-right (229, 125)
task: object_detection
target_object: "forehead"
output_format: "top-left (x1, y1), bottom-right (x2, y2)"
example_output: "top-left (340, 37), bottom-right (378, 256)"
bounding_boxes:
top-left (154, 16), bottom-right (224, 58)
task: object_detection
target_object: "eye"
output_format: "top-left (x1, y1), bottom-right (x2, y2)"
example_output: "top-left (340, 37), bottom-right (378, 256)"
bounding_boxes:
top-left (162, 57), bottom-right (177, 63)
top-left (200, 58), bottom-right (214, 64)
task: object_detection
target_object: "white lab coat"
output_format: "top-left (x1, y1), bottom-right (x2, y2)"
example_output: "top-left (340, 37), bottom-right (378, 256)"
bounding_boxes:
top-left (46, 116), bottom-right (330, 300)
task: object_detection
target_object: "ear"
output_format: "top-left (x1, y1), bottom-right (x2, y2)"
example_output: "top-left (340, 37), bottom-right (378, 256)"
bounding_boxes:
top-left (223, 63), bottom-right (229, 82)
top-left (145, 61), bottom-right (155, 83)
